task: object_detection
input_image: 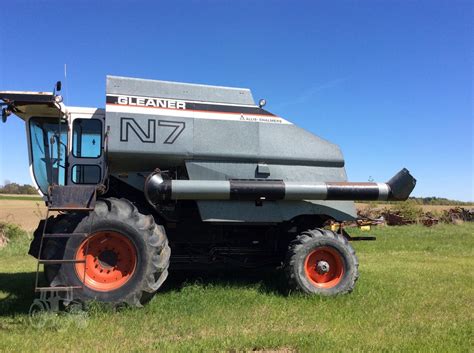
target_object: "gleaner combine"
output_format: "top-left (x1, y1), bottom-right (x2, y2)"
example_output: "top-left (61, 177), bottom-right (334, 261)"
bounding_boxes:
top-left (0, 76), bottom-right (416, 306)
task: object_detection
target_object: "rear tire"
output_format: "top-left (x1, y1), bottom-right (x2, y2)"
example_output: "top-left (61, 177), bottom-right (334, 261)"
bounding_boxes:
top-left (284, 228), bottom-right (358, 295)
top-left (44, 198), bottom-right (170, 307)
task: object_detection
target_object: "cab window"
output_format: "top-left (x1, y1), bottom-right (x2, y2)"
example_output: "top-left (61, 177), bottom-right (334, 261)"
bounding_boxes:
top-left (72, 119), bottom-right (102, 158)
top-left (71, 165), bottom-right (101, 184)
top-left (29, 117), bottom-right (67, 193)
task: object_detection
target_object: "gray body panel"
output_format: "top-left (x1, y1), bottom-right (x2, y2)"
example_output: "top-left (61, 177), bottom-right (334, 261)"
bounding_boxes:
top-left (105, 76), bottom-right (356, 222)
top-left (107, 75), bottom-right (256, 105)
top-left (106, 114), bottom-right (344, 169)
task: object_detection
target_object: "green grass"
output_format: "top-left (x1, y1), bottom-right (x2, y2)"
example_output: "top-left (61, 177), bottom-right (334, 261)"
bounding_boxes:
top-left (0, 195), bottom-right (42, 201)
top-left (0, 224), bottom-right (472, 352)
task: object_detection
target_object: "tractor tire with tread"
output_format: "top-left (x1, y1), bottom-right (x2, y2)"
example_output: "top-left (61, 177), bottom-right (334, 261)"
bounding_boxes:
top-left (42, 198), bottom-right (170, 307)
top-left (284, 228), bottom-right (358, 296)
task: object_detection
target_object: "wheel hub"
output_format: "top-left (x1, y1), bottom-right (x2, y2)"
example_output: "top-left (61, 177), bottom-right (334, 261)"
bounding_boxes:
top-left (304, 246), bottom-right (344, 288)
top-left (316, 260), bottom-right (330, 274)
top-left (97, 250), bottom-right (118, 269)
top-left (75, 231), bottom-right (137, 292)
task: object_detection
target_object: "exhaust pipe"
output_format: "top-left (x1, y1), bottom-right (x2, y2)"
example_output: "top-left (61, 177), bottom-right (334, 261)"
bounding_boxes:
top-left (145, 168), bottom-right (416, 205)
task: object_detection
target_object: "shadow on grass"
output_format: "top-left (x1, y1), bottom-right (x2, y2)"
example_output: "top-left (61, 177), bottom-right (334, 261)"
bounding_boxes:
top-left (0, 268), bottom-right (286, 316)
top-left (0, 272), bottom-right (37, 316)
top-left (161, 267), bottom-right (287, 295)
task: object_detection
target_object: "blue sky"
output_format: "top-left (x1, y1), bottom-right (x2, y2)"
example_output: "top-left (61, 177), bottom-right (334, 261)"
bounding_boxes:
top-left (0, 0), bottom-right (472, 201)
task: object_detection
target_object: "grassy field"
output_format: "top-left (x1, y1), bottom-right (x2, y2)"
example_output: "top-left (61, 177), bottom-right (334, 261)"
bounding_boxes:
top-left (0, 223), bottom-right (472, 352)
top-left (0, 194), bottom-right (43, 201)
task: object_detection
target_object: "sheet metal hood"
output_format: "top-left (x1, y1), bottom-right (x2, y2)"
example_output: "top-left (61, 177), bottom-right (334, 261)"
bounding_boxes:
top-left (0, 91), bottom-right (62, 120)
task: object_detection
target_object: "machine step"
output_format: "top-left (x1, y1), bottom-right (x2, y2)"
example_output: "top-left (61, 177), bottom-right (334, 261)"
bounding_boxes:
top-left (38, 259), bottom-right (86, 264)
top-left (35, 286), bottom-right (83, 292)
top-left (48, 185), bottom-right (97, 211)
top-left (43, 233), bottom-right (88, 238)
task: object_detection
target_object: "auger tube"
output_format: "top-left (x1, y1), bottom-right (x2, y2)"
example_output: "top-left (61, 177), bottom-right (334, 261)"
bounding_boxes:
top-left (145, 168), bottom-right (416, 205)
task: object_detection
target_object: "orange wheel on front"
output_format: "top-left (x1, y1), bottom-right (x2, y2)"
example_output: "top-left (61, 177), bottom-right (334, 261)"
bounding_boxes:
top-left (75, 231), bottom-right (137, 292)
top-left (304, 246), bottom-right (344, 289)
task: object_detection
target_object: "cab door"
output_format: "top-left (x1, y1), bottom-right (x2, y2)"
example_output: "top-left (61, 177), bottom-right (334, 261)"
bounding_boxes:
top-left (0, 91), bottom-right (68, 195)
top-left (67, 110), bottom-right (106, 187)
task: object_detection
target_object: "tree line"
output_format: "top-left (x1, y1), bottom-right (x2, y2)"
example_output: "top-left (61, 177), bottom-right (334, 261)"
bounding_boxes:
top-left (0, 182), bottom-right (37, 195)
top-left (392, 197), bottom-right (472, 206)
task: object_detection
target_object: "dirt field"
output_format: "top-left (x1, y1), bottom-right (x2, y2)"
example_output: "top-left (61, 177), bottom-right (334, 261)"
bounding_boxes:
top-left (0, 199), bottom-right (46, 231)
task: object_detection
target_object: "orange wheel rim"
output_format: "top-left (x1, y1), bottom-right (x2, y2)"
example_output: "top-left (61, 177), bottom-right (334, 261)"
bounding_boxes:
top-left (75, 231), bottom-right (137, 292)
top-left (304, 246), bottom-right (344, 289)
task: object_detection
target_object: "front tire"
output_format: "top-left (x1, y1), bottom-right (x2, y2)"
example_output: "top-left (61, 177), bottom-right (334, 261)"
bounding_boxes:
top-left (284, 228), bottom-right (358, 295)
top-left (45, 198), bottom-right (170, 307)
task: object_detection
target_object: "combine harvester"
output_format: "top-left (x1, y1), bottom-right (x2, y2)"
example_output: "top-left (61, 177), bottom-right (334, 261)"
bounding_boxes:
top-left (0, 76), bottom-right (416, 306)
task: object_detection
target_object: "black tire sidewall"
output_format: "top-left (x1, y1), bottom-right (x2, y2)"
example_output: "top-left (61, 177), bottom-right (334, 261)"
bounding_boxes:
top-left (59, 218), bottom-right (150, 303)
top-left (292, 234), bottom-right (357, 295)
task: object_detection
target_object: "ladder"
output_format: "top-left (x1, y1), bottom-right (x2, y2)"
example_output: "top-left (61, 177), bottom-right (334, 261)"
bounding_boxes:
top-left (34, 185), bottom-right (97, 299)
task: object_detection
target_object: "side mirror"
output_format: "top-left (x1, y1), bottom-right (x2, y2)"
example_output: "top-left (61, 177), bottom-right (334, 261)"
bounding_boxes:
top-left (258, 99), bottom-right (266, 108)
top-left (55, 81), bottom-right (62, 92)
top-left (1, 107), bottom-right (11, 123)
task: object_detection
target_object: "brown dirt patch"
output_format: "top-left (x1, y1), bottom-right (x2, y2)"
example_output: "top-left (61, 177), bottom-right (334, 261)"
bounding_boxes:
top-left (0, 199), bottom-right (46, 231)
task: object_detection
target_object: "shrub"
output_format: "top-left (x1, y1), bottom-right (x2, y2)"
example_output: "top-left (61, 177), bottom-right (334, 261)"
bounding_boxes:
top-left (391, 201), bottom-right (423, 221)
top-left (0, 222), bottom-right (29, 248)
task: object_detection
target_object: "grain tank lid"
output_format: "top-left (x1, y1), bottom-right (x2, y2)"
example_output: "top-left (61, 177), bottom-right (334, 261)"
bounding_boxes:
top-left (106, 75), bottom-right (256, 106)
